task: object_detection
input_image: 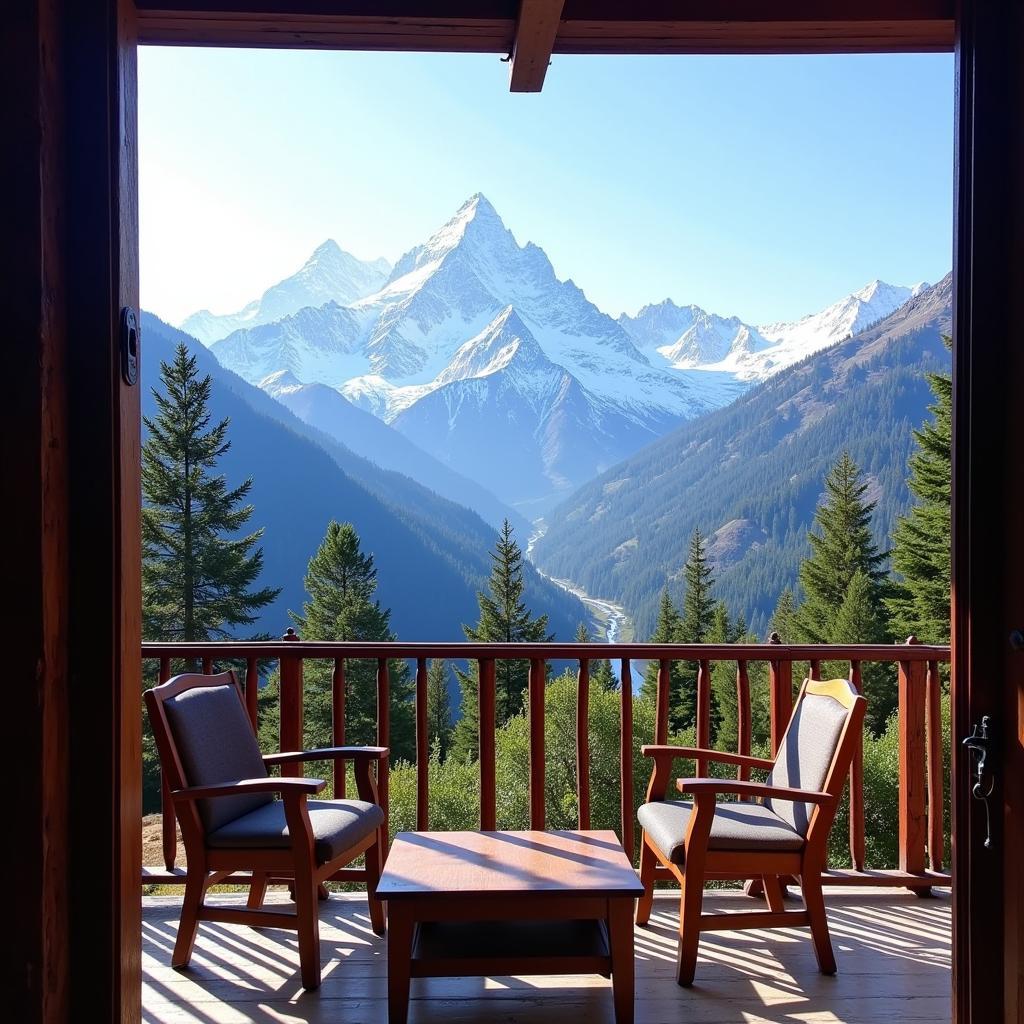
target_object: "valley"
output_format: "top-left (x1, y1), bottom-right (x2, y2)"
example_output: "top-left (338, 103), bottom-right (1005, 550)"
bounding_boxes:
top-left (158, 192), bottom-right (947, 649)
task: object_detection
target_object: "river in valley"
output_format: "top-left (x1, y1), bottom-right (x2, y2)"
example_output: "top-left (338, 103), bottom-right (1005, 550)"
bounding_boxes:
top-left (527, 522), bottom-right (639, 690)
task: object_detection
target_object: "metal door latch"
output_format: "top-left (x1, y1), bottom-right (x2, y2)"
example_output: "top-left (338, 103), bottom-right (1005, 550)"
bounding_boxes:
top-left (962, 716), bottom-right (995, 849)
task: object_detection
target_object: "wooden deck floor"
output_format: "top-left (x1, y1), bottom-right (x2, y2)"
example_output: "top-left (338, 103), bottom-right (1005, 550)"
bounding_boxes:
top-left (142, 888), bottom-right (951, 1023)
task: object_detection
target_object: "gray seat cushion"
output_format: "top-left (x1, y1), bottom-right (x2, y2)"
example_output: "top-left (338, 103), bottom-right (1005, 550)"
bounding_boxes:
top-left (163, 683), bottom-right (272, 832)
top-left (766, 691), bottom-right (849, 835)
top-left (638, 799), bottom-right (803, 864)
top-left (207, 799), bottom-right (385, 864)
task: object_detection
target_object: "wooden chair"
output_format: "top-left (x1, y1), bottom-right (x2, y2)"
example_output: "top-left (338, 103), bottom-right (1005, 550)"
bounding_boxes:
top-left (635, 677), bottom-right (866, 986)
top-left (145, 671), bottom-right (389, 990)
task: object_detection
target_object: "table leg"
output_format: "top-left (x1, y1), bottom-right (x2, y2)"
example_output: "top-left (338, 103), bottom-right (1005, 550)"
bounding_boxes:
top-left (388, 903), bottom-right (414, 1024)
top-left (608, 897), bottom-right (635, 1024)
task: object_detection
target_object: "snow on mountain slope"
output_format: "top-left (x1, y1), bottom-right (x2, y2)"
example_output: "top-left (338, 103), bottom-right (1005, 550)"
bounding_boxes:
top-left (212, 301), bottom-right (367, 386)
top-left (657, 312), bottom-right (771, 367)
top-left (390, 308), bottom-right (672, 509)
top-left (259, 369), bottom-right (527, 533)
top-left (737, 279), bottom-right (926, 379)
top-left (621, 278), bottom-right (924, 382)
top-left (617, 299), bottom-right (702, 350)
top-left (181, 240), bottom-right (390, 344)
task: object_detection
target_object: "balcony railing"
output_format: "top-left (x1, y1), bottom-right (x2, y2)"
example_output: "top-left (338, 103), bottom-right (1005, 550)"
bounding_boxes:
top-left (141, 635), bottom-right (951, 891)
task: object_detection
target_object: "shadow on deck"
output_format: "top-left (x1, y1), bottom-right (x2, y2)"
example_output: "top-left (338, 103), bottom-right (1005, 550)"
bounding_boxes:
top-left (142, 888), bottom-right (951, 1023)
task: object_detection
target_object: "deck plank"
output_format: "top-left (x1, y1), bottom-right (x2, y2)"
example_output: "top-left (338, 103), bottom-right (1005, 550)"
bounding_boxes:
top-left (142, 888), bottom-right (951, 1023)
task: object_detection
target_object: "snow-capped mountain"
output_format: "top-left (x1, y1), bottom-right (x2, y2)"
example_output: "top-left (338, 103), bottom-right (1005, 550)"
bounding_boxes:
top-left (209, 194), bottom-right (741, 508)
top-left (658, 312), bottom-right (771, 367)
top-left (201, 192), bottom-right (927, 510)
top-left (258, 368), bottom-right (526, 533)
top-left (619, 278), bottom-right (925, 381)
top-left (180, 240), bottom-right (390, 344)
top-left (390, 308), bottom-right (673, 508)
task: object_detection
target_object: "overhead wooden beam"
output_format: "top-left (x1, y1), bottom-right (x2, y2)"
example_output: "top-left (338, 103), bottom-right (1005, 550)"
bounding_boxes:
top-left (509, 0), bottom-right (565, 92)
top-left (135, 1), bottom-right (953, 53)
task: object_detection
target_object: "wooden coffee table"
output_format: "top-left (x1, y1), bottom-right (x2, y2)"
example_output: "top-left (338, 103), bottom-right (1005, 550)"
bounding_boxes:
top-left (377, 829), bottom-right (643, 1024)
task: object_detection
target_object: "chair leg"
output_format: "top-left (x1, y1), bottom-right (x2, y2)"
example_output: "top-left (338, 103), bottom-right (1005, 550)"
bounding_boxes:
top-left (294, 873), bottom-right (322, 991)
top-left (763, 874), bottom-right (786, 914)
top-left (247, 872), bottom-right (268, 910)
top-left (675, 868), bottom-right (706, 987)
top-left (635, 834), bottom-right (657, 926)
top-left (801, 872), bottom-right (837, 975)
top-left (364, 831), bottom-right (387, 936)
top-left (172, 869), bottom-right (206, 969)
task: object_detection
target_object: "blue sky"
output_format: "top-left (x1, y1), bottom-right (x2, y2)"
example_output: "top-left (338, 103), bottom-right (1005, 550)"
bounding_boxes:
top-left (140, 47), bottom-right (953, 326)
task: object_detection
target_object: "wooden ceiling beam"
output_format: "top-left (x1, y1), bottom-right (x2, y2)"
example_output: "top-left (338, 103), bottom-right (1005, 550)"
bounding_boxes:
top-left (134, 1), bottom-right (953, 53)
top-left (508, 0), bottom-right (565, 92)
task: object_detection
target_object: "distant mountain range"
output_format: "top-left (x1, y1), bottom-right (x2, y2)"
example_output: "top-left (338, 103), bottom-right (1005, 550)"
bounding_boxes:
top-left (531, 274), bottom-right (952, 639)
top-left (181, 240), bottom-right (391, 344)
top-left (141, 313), bottom-right (586, 643)
top-left (180, 194), bottom-right (923, 512)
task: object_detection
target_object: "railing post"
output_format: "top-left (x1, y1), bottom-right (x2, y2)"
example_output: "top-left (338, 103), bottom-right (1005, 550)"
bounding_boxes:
top-left (926, 658), bottom-right (944, 871)
top-left (577, 657), bottom-right (591, 830)
top-left (529, 658), bottom-right (546, 830)
top-left (376, 657), bottom-right (390, 837)
top-left (244, 656), bottom-right (259, 730)
top-left (620, 659), bottom-right (634, 862)
top-left (655, 658), bottom-right (670, 745)
top-left (898, 637), bottom-right (927, 879)
top-left (416, 658), bottom-right (429, 831)
top-left (848, 660), bottom-right (866, 872)
top-left (736, 660), bottom-right (751, 781)
top-left (158, 656), bottom-right (176, 871)
top-left (479, 658), bottom-right (497, 830)
top-left (695, 659), bottom-right (711, 776)
top-left (332, 658), bottom-right (346, 798)
top-left (279, 628), bottom-right (303, 777)
top-left (767, 633), bottom-right (793, 756)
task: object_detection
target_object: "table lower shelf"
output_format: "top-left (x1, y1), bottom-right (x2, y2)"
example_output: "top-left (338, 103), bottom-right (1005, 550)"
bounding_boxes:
top-left (410, 918), bottom-right (612, 978)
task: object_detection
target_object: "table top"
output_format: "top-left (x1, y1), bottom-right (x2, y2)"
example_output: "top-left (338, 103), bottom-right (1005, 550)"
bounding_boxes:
top-left (377, 829), bottom-right (644, 900)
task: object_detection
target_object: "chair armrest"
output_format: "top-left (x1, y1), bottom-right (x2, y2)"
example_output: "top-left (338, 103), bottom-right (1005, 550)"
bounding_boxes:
top-left (675, 777), bottom-right (833, 804)
top-left (642, 745), bottom-right (775, 771)
top-left (264, 746), bottom-right (389, 766)
top-left (172, 777), bottom-right (326, 801)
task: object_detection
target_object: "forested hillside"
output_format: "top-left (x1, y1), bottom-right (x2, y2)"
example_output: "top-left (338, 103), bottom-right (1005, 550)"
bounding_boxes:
top-left (142, 314), bottom-right (587, 641)
top-left (532, 275), bottom-right (952, 638)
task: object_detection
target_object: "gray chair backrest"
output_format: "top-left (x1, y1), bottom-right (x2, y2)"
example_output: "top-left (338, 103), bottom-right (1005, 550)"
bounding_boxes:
top-left (163, 683), bottom-right (272, 833)
top-left (764, 690), bottom-right (850, 835)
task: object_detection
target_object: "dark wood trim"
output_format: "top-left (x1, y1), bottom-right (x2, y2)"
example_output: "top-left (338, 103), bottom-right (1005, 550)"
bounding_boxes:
top-left (6, 1), bottom-right (71, 1018)
top-left (134, 1), bottom-right (953, 55)
top-left (952, 3), bottom-right (1024, 1021)
top-left (63, 0), bottom-right (142, 1018)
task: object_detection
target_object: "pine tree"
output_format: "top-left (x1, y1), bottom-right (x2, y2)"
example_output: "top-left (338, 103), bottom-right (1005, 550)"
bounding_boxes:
top-left (426, 659), bottom-right (454, 761)
top-left (793, 452), bottom-right (889, 644)
top-left (142, 342), bottom-right (279, 640)
top-left (290, 521), bottom-right (415, 761)
top-left (888, 344), bottom-right (952, 643)
top-left (768, 589), bottom-right (798, 642)
top-left (452, 520), bottom-right (552, 761)
top-left (679, 528), bottom-right (716, 643)
top-left (831, 570), bottom-right (892, 731)
top-left (640, 589), bottom-right (684, 705)
top-left (576, 622), bottom-right (616, 691)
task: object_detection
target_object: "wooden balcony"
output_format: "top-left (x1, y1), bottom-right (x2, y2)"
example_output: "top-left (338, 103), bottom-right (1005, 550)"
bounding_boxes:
top-left (140, 638), bottom-right (951, 1020)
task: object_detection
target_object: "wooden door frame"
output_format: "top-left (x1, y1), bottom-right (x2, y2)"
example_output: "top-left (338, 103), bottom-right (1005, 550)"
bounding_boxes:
top-left (951, 3), bottom-right (1024, 1021)
top-left (11, 1), bottom-right (1022, 1021)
